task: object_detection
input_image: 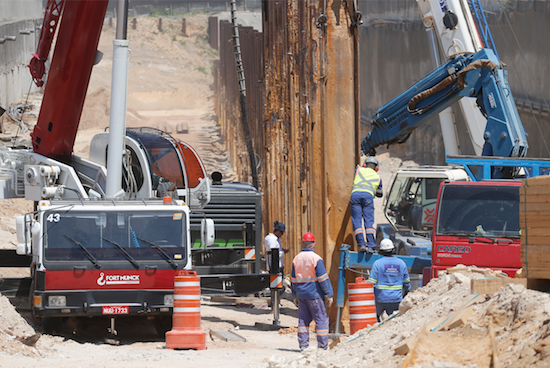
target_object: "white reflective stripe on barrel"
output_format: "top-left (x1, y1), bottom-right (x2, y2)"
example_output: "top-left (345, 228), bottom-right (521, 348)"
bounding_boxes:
top-left (348, 287), bottom-right (374, 294)
top-left (175, 281), bottom-right (201, 287)
top-left (349, 300), bottom-right (375, 307)
top-left (349, 312), bottom-right (377, 319)
top-left (174, 294), bottom-right (201, 300)
top-left (173, 307), bottom-right (201, 313)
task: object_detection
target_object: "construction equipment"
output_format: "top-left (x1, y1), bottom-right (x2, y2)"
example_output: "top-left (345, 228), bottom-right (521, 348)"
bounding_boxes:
top-left (361, 47), bottom-right (528, 164)
top-left (372, 0), bottom-right (550, 257)
top-left (335, 0), bottom-right (548, 331)
top-left (0, 0), bottom-right (217, 336)
top-left (377, 166), bottom-right (469, 256)
top-left (367, 43), bottom-right (547, 257)
top-left (416, 0), bottom-right (495, 156)
top-left (0, 1), bottom-right (271, 338)
top-left (424, 180), bottom-right (523, 284)
top-left (191, 178), bottom-right (268, 295)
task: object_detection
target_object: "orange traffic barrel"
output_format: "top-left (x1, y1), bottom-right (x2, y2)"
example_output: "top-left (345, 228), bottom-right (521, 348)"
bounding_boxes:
top-left (348, 277), bottom-right (377, 334)
top-left (165, 270), bottom-right (206, 350)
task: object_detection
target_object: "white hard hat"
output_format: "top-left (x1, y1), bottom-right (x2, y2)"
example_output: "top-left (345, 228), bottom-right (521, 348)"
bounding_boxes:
top-left (365, 156), bottom-right (378, 166)
top-left (379, 238), bottom-right (394, 251)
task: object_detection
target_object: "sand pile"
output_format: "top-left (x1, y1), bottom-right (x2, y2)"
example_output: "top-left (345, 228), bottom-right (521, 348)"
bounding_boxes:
top-left (268, 266), bottom-right (550, 368)
top-left (0, 294), bottom-right (51, 358)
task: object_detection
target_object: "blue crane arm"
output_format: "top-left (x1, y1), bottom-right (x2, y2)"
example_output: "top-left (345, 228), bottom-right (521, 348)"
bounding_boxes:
top-left (361, 48), bottom-right (528, 159)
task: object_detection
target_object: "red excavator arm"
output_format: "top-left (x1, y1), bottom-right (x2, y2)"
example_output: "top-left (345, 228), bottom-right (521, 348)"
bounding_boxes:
top-left (30, 0), bottom-right (109, 162)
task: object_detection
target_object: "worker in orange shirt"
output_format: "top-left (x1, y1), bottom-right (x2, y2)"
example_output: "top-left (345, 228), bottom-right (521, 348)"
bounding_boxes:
top-left (291, 232), bottom-right (333, 351)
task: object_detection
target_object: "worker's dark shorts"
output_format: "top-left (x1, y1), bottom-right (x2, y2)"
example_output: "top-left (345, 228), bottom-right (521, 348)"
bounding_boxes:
top-left (375, 301), bottom-right (400, 322)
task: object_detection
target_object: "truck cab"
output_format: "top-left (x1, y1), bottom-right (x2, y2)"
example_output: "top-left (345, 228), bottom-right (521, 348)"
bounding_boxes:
top-left (15, 197), bottom-right (213, 334)
top-left (377, 166), bottom-right (469, 256)
top-left (428, 180), bottom-right (522, 281)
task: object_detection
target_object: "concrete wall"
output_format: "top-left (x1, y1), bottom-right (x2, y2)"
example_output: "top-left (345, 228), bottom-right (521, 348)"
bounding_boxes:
top-left (107, 0), bottom-right (261, 17)
top-left (359, 0), bottom-right (550, 163)
top-left (0, 0), bottom-right (42, 22)
top-left (0, 0), bottom-right (42, 109)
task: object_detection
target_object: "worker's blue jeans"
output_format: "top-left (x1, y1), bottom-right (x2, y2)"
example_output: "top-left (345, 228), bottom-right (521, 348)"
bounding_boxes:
top-left (375, 301), bottom-right (400, 322)
top-left (297, 298), bottom-right (329, 350)
top-left (350, 191), bottom-right (376, 249)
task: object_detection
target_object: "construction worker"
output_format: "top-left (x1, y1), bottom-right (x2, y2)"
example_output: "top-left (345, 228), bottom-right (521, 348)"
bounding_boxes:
top-left (367, 238), bottom-right (410, 321)
top-left (265, 221), bottom-right (288, 308)
top-left (350, 156), bottom-right (383, 253)
top-left (291, 232), bottom-right (333, 351)
top-left (264, 220), bottom-right (288, 273)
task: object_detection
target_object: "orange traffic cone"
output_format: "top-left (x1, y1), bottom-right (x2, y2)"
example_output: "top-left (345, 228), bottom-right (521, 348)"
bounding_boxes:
top-left (348, 277), bottom-right (377, 334)
top-left (165, 270), bottom-right (206, 350)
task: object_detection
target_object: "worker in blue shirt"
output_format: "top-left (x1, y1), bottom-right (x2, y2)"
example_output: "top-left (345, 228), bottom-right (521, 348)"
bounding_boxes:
top-left (291, 232), bottom-right (333, 351)
top-left (367, 238), bottom-right (410, 321)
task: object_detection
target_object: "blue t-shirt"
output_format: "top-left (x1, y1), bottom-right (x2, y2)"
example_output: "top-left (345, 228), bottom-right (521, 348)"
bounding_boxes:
top-left (367, 255), bottom-right (411, 303)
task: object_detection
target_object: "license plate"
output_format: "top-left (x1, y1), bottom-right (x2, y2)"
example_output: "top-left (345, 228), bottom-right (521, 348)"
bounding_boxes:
top-left (102, 306), bottom-right (129, 315)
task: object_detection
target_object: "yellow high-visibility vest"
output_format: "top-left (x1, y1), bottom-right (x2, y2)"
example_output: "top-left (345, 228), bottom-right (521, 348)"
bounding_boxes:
top-left (352, 167), bottom-right (380, 196)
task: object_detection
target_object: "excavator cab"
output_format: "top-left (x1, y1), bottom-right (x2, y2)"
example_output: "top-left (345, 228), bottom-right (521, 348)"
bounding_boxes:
top-left (88, 128), bottom-right (210, 208)
top-left (173, 139), bottom-right (210, 209)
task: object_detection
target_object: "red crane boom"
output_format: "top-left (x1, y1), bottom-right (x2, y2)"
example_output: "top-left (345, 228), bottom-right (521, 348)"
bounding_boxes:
top-left (30, 0), bottom-right (109, 162)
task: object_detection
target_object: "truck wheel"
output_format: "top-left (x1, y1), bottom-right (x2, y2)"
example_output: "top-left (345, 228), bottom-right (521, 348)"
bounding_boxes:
top-left (154, 316), bottom-right (172, 337)
top-left (43, 317), bottom-right (62, 334)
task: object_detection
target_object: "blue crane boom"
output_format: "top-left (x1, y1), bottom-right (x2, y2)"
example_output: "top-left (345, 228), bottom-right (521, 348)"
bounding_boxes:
top-left (361, 48), bottom-right (528, 162)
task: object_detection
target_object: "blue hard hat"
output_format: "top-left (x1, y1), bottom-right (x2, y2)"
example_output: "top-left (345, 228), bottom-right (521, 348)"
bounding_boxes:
top-left (273, 221), bottom-right (286, 232)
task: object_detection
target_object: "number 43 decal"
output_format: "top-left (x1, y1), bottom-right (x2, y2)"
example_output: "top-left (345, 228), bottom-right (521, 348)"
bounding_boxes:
top-left (47, 213), bottom-right (61, 223)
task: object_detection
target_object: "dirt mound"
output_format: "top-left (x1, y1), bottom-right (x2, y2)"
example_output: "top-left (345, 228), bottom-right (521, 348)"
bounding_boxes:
top-left (80, 87), bottom-right (110, 131)
top-left (0, 294), bottom-right (48, 357)
top-left (268, 267), bottom-right (550, 368)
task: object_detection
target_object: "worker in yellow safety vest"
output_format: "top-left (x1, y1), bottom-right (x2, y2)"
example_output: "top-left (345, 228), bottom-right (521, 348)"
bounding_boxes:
top-left (350, 156), bottom-right (383, 253)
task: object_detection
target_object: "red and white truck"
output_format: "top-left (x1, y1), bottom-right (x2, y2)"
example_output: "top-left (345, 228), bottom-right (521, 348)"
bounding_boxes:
top-left (424, 180), bottom-right (522, 284)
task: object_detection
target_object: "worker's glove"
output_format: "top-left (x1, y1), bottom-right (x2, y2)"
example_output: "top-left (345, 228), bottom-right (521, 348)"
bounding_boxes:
top-left (293, 298), bottom-right (299, 306)
top-left (402, 289), bottom-right (409, 298)
top-left (325, 297), bottom-right (333, 308)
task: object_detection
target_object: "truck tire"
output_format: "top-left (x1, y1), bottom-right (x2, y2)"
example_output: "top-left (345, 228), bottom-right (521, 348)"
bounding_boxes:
top-left (153, 316), bottom-right (172, 337)
top-left (43, 317), bottom-right (63, 334)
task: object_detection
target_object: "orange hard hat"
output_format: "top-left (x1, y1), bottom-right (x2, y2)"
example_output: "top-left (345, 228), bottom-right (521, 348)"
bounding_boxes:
top-left (302, 232), bottom-right (315, 242)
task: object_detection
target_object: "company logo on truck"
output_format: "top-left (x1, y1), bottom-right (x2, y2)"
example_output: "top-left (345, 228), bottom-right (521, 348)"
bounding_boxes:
top-left (436, 245), bottom-right (471, 258)
top-left (97, 272), bottom-right (140, 286)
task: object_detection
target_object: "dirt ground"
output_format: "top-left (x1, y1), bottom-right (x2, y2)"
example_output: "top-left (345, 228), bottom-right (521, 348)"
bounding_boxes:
top-left (0, 294), bottom-right (302, 368)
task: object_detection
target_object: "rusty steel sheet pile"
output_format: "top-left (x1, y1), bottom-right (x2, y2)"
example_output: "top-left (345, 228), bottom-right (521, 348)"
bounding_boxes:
top-left (214, 1), bottom-right (362, 321)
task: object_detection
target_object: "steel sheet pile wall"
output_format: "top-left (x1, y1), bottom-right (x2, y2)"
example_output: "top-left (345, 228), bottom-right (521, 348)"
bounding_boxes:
top-left (214, 1), bottom-right (360, 304)
top-left (262, 0), bottom-right (359, 320)
top-left (208, 16), bottom-right (219, 50)
top-left (216, 20), bottom-right (265, 181)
